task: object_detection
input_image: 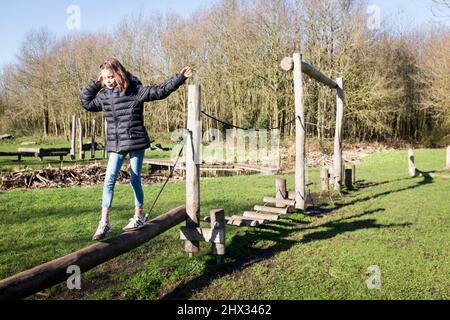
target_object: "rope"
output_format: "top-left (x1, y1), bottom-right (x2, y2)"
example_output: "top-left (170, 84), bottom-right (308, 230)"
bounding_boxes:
top-left (201, 111), bottom-right (296, 131)
top-left (144, 131), bottom-right (189, 222)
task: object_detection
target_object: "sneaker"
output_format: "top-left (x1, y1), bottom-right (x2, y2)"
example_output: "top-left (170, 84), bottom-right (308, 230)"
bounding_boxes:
top-left (123, 216), bottom-right (147, 231)
top-left (92, 222), bottom-right (112, 241)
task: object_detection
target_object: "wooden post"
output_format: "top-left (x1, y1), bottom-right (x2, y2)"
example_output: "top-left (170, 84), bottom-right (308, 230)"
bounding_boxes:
top-left (446, 146), bottom-right (450, 169)
top-left (185, 85), bottom-right (201, 256)
top-left (320, 168), bottom-right (329, 192)
top-left (90, 119), bottom-right (96, 160)
top-left (350, 164), bottom-right (356, 184)
top-left (78, 118), bottom-right (85, 160)
top-left (275, 178), bottom-right (287, 208)
top-left (70, 115), bottom-right (76, 161)
top-left (210, 209), bottom-right (225, 264)
top-left (408, 148), bottom-right (416, 177)
top-left (344, 169), bottom-right (353, 190)
top-left (333, 77), bottom-right (344, 191)
top-left (293, 53), bottom-right (305, 211)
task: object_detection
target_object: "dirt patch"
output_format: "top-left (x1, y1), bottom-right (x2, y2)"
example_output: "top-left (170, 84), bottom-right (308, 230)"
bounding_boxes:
top-left (0, 164), bottom-right (183, 191)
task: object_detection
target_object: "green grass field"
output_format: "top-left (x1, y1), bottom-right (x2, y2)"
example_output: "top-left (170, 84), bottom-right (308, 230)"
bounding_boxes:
top-left (0, 147), bottom-right (449, 300)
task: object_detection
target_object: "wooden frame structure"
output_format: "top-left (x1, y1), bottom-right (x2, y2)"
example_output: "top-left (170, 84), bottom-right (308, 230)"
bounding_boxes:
top-left (281, 53), bottom-right (345, 210)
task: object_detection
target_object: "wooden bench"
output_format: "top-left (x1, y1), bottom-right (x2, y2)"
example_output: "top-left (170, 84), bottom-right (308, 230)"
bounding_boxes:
top-left (16, 148), bottom-right (71, 161)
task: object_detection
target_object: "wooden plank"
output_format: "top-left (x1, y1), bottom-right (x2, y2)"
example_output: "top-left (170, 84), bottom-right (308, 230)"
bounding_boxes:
top-left (263, 196), bottom-right (295, 207)
top-left (243, 211), bottom-right (279, 221)
top-left (185, 85), bottom-right (201, 255)
top-left (254, 205), bottom-right (288, 215)
top-left (17, 148), bottom-right (41, 153)
top-left (180, 227), bottom-right (224, 244)
top-left (229, 215), bottom-right (267, 224)
top-left (0, 205), bottom-right (186, 300)
top-left (227, 219), bottom-right (259, 227)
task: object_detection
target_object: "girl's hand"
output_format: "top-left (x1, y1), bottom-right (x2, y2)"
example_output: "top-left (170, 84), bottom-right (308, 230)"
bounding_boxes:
top-left (97, 74), bottom-right (103, 86)
top-left (180, 66), bottom-right (193, 78)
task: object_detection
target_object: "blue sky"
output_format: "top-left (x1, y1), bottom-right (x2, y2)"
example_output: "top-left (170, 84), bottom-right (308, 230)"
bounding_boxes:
top-left (0, 0), bottom-right (448, 69)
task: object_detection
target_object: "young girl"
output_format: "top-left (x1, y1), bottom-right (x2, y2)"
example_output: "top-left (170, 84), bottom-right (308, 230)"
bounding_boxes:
top-left (81, 58), bottom-right (192, 240)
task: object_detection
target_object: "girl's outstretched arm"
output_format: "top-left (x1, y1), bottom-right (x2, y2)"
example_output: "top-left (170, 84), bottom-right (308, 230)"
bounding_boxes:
top-left (80, 79), bottom-right (103, 112)
top-left (139, 66), bottom-right (192, 102)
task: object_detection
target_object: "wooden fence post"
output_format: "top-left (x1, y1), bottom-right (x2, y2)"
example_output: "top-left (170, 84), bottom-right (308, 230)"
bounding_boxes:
top-left (210, 209), bottom-right (225, 265)
top-left (408, 148), bottom-right (416, 177)
top-left (70, 115), bottom-right (76, 161)
top-left (78, 118), bottom-right (85, 160)
top-left (350, 164), bottom-right (356, 184)
top-left (333, 77), bottom-right (344, 191)
top-left (275, 178), bottom-right (287, 208)
top-left (90, 119), bottom-right (96, 160)
top-left (320, 168), bottom-right (329, 192)
top-left (344, 169), bottom-right (353, 190)
top-left (446, 146), bottom-right (450, 169)
top-left (185, 84), bottom-right (201, 257)
top-left (293, 53), bottom-right (306, 211)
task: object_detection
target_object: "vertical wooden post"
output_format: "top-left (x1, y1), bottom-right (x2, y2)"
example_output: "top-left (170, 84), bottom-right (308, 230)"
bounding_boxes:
top-left (90, 119), bottom-right (96, 160)
top-left (275, 178), bottom-right (287, 208)
top-left (78, 118), bottom-right (85, 160)
top-left (320, 168), bottom-right (329, 192)
top-left (185, 85), bottom-right (201, 257)
top-left (103, 118), bottom-right (108, 159)
top-left (210, 209), bottom-right (225, 265)
top-left (446, 146), bottom-right (450, 169)
top-left (293, 53), bottom-right (305, 211)
top-left (350, 164), bottom-right (356, 184)
top-left (333, 77), bottom-right (344, 191)
top-left (408, 148), bottom-right (416, 177)
top-left (70, 115), bottom-right (76, 161)
top-left (344, 169), bottom-right (353, 190)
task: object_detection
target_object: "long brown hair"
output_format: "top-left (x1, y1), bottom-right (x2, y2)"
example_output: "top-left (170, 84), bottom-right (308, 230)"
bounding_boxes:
top-left (99, 58), bottom-right (131, 93)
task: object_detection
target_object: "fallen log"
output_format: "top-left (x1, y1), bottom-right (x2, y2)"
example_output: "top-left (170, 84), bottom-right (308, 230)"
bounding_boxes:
top-left (0, 205), bottom-right (186, 300)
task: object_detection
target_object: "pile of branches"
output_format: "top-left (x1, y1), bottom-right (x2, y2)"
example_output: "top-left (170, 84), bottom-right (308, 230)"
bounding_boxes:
top-left (0, 164), bottom-right (180, 190)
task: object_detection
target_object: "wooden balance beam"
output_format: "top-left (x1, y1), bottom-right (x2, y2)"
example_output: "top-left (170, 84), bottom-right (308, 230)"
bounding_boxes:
top-left (0, 205), bottom-right (186, 300)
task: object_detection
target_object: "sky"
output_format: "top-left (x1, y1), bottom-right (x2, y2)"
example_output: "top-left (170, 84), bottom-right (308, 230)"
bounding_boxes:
top-left (0, 0), bottom-right (448, 70)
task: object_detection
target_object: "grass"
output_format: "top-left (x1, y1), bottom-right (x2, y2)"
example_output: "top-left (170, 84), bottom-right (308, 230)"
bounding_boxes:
top-left (0, 148), bottom-right (449, 299)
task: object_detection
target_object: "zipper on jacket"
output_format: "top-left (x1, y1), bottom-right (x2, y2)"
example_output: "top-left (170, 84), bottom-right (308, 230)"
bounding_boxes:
top-left (110, 90), bottom-right (119, 152)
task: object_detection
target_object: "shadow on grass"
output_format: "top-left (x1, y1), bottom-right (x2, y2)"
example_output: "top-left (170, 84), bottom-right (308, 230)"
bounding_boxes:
top-left (160, 207), bottom-right (409, 300)
top-left (326, 174), bottom-right (434, 213)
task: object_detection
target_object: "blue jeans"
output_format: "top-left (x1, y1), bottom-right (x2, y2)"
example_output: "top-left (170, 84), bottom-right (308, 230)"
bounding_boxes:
top-left (102, 149), bottom-right (145, 209)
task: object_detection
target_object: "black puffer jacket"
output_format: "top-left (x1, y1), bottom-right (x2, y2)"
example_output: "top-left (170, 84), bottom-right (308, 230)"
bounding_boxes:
top-left (80, 73), bottom-right (186, 153)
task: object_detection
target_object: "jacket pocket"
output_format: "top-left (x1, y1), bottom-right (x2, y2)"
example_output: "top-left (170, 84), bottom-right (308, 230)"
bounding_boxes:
top-left (129, 127), bottom-right (147, 138)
